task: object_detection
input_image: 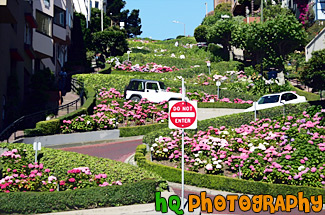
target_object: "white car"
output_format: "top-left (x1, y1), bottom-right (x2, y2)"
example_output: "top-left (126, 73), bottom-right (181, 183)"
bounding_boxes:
top-left (244, 91), bottom-right (307, 112)
top-left (124, 79), bottom-right (187, 103)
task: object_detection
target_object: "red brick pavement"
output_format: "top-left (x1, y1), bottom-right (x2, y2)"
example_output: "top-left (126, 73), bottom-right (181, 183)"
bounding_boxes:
top-left (60, 139), bottom-right (143, 162)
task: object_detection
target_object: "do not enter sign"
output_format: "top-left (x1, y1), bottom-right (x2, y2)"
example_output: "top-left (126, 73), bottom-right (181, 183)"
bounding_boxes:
top-left (169, 101), bottom-right (197, 129)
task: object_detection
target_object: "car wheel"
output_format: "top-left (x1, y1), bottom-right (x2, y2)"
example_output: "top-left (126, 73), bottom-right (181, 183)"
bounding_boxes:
top-left (130, 96), bottom-right (141, 102)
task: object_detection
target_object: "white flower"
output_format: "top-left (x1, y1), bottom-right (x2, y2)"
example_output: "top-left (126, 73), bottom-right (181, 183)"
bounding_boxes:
top-left (152, 143), bottom-right (158, 147)
top-left (258, 143), bottom-right (266, 150)
top-left (298, 166), bottom-right (305, 171)
top-left (216, 164), bottom-right (222, 169)
top-left (203, 160), bottom-right (207, 163)
top-left (180, 55), bottom-right (185, 59)
top-left (150, 147), bottom-right (154, 151)
top-left (248, 143), bottom-right (253, 147)
top-left (249, 146), bottom-right (256, 152)
top-left (171, 53), bottom-right (176, 58)
top-left (221, 131), bottom-right (229, 135)
top-left (87, 121), bottom-right (91, 125)
top-left (194, 154), bottom-right (199, 157)
top-left (212, 157), bottom-right (217, 161)
top-left (213, 161), bottom-right (218, 165)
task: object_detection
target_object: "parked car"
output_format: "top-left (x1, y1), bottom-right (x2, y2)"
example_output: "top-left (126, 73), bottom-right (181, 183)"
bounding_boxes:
top-left (244, 91), bottom-right (307, 112)
top-left (124, 79), bottom-right (188, 103)
top-left (197, 42), bottom-right (207, 48)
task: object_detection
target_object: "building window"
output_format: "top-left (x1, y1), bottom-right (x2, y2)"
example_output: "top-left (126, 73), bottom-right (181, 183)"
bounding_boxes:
top-left (44, 0), bottom-right (50, 8)
top-left (95, 1), bottom-right (99, 8)
top-left (54, 6), bottom-right (66, 28)
top-left (36, 10), bottom-right (52, 37)
top-left (24, 23), bottom-right (32, 45)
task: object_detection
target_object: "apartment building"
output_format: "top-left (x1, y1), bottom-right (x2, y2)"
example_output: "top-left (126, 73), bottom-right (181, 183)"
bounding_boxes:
top-left (33, 0), bottom-right (73, 75)
top-left (0, 0), bottom-right (37, 130)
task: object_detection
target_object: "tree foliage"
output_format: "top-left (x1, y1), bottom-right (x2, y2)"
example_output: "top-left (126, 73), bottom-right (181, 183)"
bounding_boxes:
top-left (301, 49), bottom-right (325, 91)
top-left (194, 25), bottom-right (208, 42)
top-left (232, 14), bottom-right (306, 69)
top-left (207, 19), bottom-right (235, 60)
top-left (263, 5), bottom-right (293, 20)
top-left (106, 0), bottom-right (142, 38)
top-left (92, 28), bottom-right (128, 56)
top-left (90, 8), bottom-right (111, 32)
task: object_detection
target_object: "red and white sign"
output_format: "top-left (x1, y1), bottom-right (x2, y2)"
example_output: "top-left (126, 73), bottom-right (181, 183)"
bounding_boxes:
top-left (169, 101), bottom-right (197, 129)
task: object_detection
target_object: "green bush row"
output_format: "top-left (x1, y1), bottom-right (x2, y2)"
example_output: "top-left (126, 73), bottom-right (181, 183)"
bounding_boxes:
top-left (0, 179), bottom-right (157, 214)
top-left (198, 102), bottom-right (251, 109)
top-left (120, 123), bottom-right (168, 137)
top-left (143, 102), bottom-right (311, 145)
top-left (290, 85), bottom-right (320, 101)
top-left (24, 87), bottom-right (96, 137)
top-left (136, 146), bottom-right (325, 203)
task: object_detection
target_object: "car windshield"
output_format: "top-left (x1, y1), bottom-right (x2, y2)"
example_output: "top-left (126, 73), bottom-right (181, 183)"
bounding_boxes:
top-left (159, 82), bottom-right (166, 90)
top-left (258, 95), bottom-right (280, 104)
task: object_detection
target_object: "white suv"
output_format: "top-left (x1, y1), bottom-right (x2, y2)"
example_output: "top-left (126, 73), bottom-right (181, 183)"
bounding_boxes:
top-left (124, 79), bottom-right (186, 103)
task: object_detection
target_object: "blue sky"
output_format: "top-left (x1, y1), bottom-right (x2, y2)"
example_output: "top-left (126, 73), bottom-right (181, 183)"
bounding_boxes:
top-left (124, 0), bottom-right (214, 40)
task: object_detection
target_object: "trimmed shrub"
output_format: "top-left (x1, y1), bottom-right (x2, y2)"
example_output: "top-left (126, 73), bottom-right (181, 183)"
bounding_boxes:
top-left (0, 179), bottom-right (157, 214)
top-left (136, 146), bottom-right (325, 203)
top-left (290, 85), bottom-right (320, 101)
top-left (120, 123), bottom-right (168, 137)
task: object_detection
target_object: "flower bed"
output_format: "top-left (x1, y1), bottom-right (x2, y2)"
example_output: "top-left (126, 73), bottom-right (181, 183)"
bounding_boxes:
top-left (0, 143), bottom-right (162, 193)
top-left (150, 108), bottom-right (325, 188)
top-left (115, 61), bottom-right (179, 73)
top-left (1, 149), bottom-right (122, 193)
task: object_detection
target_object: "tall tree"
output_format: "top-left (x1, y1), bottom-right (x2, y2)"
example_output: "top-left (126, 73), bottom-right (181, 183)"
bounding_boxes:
top-left (301, 49), bottom-right (325, 93)
top-left (126, 9), bottom-right (142, 38)
top-left (92, 27), bottom-right (128, 56)
top-left (232, 14), bottom-right (306, 70)
top-left (90, 8), bottom-right (111, 32)
top-left (207, 19), bottom-right (235, 60)
top-left (106, 0), bottom-right (126, 17)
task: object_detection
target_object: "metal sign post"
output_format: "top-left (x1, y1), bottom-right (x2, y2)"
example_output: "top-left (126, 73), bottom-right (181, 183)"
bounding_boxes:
top-left (254, 101), bottom-right (257, 121)
top-left (33, 142), bottom-right (41, 163)
top-left (181, 78), bottom-right (185, 210)
top-left (169, 78), bottom-right (197, 211)
top-left (207, 61), bottom-right (211, 75)
top-left (216, 81), bottom-right (221, 99)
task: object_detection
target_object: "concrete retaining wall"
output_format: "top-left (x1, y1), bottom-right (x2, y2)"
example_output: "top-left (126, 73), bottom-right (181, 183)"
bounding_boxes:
top-left (15, 129), bottom-right (120, 146)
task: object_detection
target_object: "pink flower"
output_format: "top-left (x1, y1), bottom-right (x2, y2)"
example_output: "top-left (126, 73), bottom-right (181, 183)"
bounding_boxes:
top-left (285, 155), bottom-right (291, 160)
top-left (310, 167), bottom-right (317, 173)
top-left (45, 169), bottom-right (51, 173)
top-left (49, 189), bottom-right (54, 192)
top-left (300, 159), bottom-right (305, 164)
top-left (69, 178), bottom-right (76, 183)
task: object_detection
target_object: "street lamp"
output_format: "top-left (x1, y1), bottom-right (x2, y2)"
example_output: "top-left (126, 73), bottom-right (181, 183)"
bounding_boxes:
top-left (172, 20), bottom-right (185, 37)
top-left (205, 2), bottom-right (208, 17)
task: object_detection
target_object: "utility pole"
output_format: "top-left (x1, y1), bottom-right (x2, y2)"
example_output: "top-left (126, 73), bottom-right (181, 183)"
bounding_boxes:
top-left (101, 0), bottom-right (103, 31)
top-left (205, 2), bottom-right (208, 17)
top-left (261, 0), bottom-right (263, 23)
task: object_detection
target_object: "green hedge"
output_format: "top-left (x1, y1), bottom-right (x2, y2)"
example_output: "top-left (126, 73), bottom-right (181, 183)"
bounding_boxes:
top-left (198, 102), bottom-right (251, 109)
top-left (24, 87), bottom-right (96, 137)
top-left (143, 102), bottom-right (311, 145)
top-left (290, 85), bottom-right (320, 101)
top-left (120, 123), bottom-right (168, 137)
top-left (136, 146), bottom-right (325, 203)
top-left (0, 179), bottom-right (157, 214)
